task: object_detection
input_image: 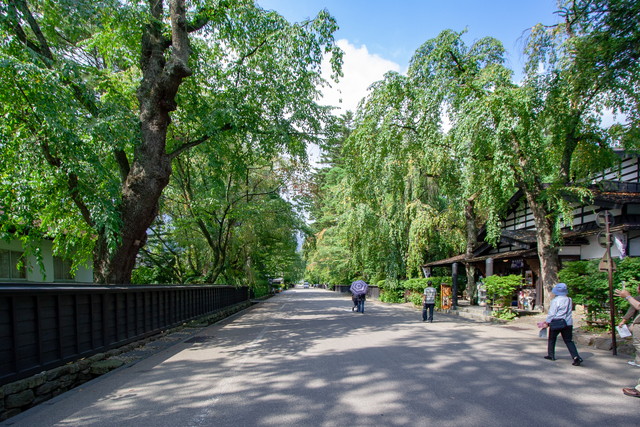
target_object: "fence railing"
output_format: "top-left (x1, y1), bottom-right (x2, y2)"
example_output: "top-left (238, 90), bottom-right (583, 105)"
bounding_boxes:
top-left (0, 284), bottom-right (249, 386)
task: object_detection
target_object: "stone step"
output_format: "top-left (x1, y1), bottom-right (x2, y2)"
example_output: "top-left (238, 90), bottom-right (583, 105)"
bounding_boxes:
top-left (443, 306), bottom-right (493, 322)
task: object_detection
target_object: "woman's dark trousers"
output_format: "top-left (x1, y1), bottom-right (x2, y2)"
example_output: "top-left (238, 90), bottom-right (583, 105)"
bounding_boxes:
top-left (547, 325), bottom-right (580, 359)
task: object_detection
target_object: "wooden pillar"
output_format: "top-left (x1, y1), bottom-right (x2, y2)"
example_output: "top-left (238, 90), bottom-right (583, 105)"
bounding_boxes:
top-left (452, 262), bottom-right (458, 309)
top-left (486, 258), bottom-right (494, 277)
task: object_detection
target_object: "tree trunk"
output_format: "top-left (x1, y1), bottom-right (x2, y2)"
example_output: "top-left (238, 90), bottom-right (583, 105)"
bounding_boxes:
top-left (94, 0), bottom-right (192, 284)
top-left (464, 196), bottom-right (478, 304)
top-left (523, 187), bottom-right (560, 311)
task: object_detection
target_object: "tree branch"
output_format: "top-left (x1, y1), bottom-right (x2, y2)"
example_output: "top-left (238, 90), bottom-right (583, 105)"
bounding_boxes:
top-left (237, 38), bottom-right (268, 65)
top-left (390, 123), bottom-right (420, 134)
top-left (447, 50), bottom-right (467, 75)
top-left (68, 173), bottom-right (94, 226)
top-left (11, 0), bottom-right (54, 61)
top-left (6, 1), bottom-right (41, 53)
top-left (186, 8), bottom-right (211, 33)
top-left (168, 132), bottom-right (219, 159)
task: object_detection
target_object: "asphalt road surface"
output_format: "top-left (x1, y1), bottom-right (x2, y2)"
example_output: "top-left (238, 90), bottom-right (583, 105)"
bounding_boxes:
top-left (3, 288), bottom-right (638, 426)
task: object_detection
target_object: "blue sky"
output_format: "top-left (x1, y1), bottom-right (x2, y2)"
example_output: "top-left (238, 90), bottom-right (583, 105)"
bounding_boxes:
top-left (258, 0), bottom-right (561, 112)
top-left (259, 0), bottom-right (559, 70)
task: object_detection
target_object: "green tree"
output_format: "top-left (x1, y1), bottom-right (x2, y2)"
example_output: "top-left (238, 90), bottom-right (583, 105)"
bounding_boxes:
top-left (338, 31), bottom-right (515, 288)
top-left (518, 0), bottom-right (640, 302)
top-left (559, 257), bottom-right (640, 325)
top-left (0, 0), bottom-right (342, 283)
top-left (341, 69), bottom-right (466, 283)
top-left (303, 133), bottom-right (353, 284)
top-left (304, 1), bottom-right (640, 306)
top-left (132, 142), bottom-right (307, 286)
top-left (408, 18), bottom-right (636, 308)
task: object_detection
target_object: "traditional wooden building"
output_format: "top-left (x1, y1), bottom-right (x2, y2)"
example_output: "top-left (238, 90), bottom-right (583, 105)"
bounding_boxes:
top-left (423, 153), bottom-right (640, 309)
top-left (0, 238), bottom-right (93, 284)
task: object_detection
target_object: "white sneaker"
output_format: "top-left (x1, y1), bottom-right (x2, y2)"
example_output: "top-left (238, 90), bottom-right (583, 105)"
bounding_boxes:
top-left (627, 361), bottom-right (640, 367)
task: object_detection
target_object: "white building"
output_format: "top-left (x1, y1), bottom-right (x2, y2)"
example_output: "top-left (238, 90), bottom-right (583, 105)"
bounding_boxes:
top-left (0, 238), bottom-right (93, 283)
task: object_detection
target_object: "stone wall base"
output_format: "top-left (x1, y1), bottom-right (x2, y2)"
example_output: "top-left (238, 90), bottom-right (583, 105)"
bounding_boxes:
top-left (1, 301), bottom-right (253, 421)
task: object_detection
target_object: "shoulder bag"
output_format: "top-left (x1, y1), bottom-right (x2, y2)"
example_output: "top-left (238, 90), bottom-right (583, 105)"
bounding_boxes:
top-left (549, 318), bottom-right (567, 330)
top-left (549, 298), bottom-right (571, 330)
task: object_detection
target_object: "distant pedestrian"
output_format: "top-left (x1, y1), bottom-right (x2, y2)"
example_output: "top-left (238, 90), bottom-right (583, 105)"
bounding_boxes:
top-left (422, 281), bottom-right (436, 322)
top-left (617, 284), bottom-right (640, 368)
top-left (614, 288), bottom-right (640, 398)
top-left (539, 283), bottom-right (583, 366)
top-left (352, 293), bottom-right (358, 311)
top-left (349, 280), bottom-right (368, 314)
top-left (356, 293), bottom-right (366, 313)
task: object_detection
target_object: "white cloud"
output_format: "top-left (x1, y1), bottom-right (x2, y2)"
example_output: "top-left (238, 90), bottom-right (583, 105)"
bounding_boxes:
top-left (308, 40), bottom-right (401, 169)
top-left (320, 39), bottom-right (401, 114)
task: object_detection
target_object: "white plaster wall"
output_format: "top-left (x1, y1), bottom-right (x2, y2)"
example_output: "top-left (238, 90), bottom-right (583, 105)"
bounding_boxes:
top-left (559, 246), bottom-right (581, 256)
top-left (580, 234), bottom-right (623, 260)
top-left (73, 263), bottom-right (93, 283)
top-left (0, 239), bottom-right (93, 283)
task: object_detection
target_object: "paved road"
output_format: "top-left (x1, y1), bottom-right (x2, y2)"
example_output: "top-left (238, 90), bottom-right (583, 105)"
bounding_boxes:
top-left (3, 289), bottom-right (638, 426)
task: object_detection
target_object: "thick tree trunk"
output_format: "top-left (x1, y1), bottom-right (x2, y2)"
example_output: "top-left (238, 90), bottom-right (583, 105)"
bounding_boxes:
top-left (94, 0), bottom-right (192, 284)
top-left (523, 187), bottom-right (560, 311)
top-left (511, 132), bottom-right (562, 311)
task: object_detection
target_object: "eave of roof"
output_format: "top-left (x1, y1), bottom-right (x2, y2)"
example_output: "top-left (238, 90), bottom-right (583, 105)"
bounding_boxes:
top-left (423, 248), bottom-right (538, 267)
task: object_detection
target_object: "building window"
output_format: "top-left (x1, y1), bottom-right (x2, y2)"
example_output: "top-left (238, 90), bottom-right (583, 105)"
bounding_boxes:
top-left (54, 256), bottom-right (74, 281)
top-left (627, 204), bottom-right (640, 215)
top-left (0, 249), bottom-right (27, 280)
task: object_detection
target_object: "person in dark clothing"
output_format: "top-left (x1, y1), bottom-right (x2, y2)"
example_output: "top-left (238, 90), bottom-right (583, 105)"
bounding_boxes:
top-left (356, 293), bottom-right (366, 313)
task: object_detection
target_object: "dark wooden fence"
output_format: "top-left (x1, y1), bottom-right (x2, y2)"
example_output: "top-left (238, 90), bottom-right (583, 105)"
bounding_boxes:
top-left (0, 284), bottom-right (249, 386)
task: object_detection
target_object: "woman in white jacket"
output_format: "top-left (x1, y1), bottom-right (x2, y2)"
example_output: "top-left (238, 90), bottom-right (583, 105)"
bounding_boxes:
top-left (541, 283), bottom-right (583, 366)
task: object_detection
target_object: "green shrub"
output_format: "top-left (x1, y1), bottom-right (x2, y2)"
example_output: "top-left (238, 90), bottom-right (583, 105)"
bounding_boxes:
top-left (559, 257), bottom-right (640, 327)
top-left (402, 276), bottom-right (452, 291)
top-left (378, 279), bottom-right (404, 303)
top-left (617, 257), bottom-right (640, 291)
top-left (377, 276), bottom-right (459, 307)
top-left (252, 284), bottom-right (270, 298)
top-left (558, 260), bottom-right (608, 323)
top-left (484, 275), bottom-right (521, 307)
top-left (408, 292), bottom-right (423, 306)
top-left (492, 307), bottom-right (517, 320)
top-left (402, 278), bottom-right (429, 292)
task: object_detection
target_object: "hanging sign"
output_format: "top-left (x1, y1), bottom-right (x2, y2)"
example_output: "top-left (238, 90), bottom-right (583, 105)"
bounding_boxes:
top-left (599, 250), bottom-right (616, 272)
